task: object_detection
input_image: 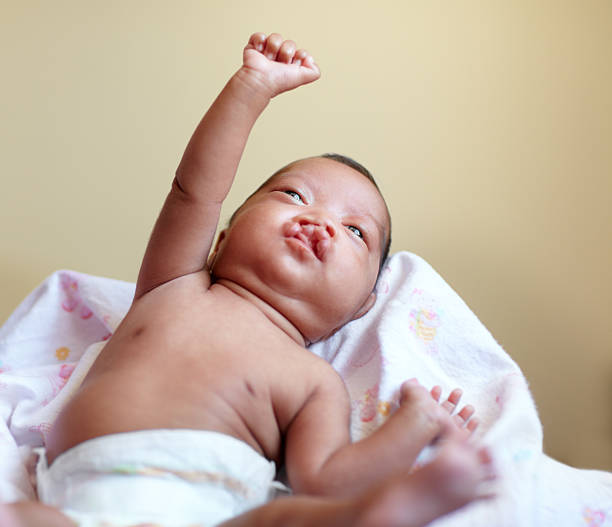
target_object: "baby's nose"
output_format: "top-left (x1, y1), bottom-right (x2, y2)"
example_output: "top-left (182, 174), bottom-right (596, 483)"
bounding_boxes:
top-left (299, 218), bottom-right (336, 239)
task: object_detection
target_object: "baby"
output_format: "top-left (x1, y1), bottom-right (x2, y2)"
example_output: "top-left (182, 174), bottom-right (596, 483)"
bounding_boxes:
top-left (4, 33), bottom-right (495, 527)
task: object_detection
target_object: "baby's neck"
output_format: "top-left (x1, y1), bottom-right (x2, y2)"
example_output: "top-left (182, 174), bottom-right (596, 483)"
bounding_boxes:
top-left (212, 278), bottom-right (306, 347)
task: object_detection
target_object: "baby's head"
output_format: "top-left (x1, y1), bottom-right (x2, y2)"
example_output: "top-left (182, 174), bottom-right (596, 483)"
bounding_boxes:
top-left (210, 154), bottom-right (391, 344)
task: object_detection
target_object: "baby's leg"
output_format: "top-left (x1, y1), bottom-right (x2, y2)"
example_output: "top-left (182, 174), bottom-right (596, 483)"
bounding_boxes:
top-left (0, 501), bottom-right (75, 527)
top-left (223, 438), bottom-right (495, 527)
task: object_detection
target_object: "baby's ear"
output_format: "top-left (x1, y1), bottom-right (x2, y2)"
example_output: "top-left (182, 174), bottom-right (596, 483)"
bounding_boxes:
top-left (207, 230), bottom-right (227, 270)
top-left (350, 292), bottom-right (376, 321)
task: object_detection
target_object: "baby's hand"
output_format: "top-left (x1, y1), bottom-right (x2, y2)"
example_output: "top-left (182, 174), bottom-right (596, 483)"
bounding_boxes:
top-left (241, 32), bottom-right (320, 98)
top-left (429, 384), bottom-right (479, 439)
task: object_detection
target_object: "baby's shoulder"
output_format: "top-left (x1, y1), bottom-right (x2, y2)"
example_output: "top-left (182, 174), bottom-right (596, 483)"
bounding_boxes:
top-left (284, 351), bottom-right (347, 400)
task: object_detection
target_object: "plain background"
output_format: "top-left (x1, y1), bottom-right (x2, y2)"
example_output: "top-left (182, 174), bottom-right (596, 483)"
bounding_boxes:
top-left (1, 1), bottom-right (610, 470)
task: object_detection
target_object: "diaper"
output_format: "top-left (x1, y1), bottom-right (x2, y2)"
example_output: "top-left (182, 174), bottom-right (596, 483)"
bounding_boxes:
top-left (36, 429), bottom-right (278, 527)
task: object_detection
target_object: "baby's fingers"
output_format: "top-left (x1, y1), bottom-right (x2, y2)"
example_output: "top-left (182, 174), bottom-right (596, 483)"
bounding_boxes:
top-left (246, 32), bottom-right (267, 52)
top-left (466, 417), bottom-right (480, 434)
top-left (292, 48), bottom-right (314, 68)
top-left (454, 404), bottom-right (478, 431)
top-left (263, 33), bottom-right (284, 60)
top-left (455, 404), bottom-right (474, 423)
top-left (440, 388), bottom-right (463, 414)
top-left (277, 40), bottom-right (297, 64)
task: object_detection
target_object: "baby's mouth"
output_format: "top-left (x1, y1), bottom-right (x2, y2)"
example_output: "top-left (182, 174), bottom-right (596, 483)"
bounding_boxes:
top-left (284, 222), bottom-right (330, 261)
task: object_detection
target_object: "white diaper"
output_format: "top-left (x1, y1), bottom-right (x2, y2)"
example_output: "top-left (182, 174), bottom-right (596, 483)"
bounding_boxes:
top-left (36, 429), bottom-right (278, 527)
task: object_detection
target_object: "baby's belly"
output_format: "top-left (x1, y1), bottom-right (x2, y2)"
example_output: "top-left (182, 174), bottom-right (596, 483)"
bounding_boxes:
top-left (44, 358), bottom-right (268, 466)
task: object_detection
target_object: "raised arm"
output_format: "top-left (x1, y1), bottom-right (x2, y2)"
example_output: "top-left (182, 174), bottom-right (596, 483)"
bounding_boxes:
top-left (286, 378), bottom-right (479, 498)
top-left (135, 33), bottom-right (320, 299)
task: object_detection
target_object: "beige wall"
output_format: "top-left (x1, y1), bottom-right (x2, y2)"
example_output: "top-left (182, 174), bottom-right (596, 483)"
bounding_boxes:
top-left (1, 1), bottom-right (610, 470)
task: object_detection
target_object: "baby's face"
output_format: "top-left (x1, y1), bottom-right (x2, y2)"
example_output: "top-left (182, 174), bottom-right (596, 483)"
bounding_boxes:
top-left (211, 157), bottom-right (390, 343)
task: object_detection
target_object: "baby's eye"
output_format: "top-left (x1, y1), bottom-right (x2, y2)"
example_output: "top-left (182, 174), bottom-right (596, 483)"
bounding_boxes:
top-left (347, 225), bottom-right (363, 239)
top-left (284, 190), bottom-right (304, 203)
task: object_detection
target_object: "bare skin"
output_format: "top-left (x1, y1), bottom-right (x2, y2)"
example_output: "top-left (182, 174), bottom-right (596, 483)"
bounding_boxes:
top-left (10, 33), bottom-right (496, 526)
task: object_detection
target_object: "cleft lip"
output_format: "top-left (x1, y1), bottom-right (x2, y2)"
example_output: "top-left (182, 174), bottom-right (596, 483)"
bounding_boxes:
top-left (284, 222), bottom-right (330, 261)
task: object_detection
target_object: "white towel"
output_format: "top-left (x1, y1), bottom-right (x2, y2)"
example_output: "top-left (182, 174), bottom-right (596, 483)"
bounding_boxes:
top-left (0, 253), bottom-right (610, 526)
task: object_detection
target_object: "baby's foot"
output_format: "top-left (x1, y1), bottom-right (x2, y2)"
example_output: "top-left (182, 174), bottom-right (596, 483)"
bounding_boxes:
top-left (356, 439), bottom-right (496, 527)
